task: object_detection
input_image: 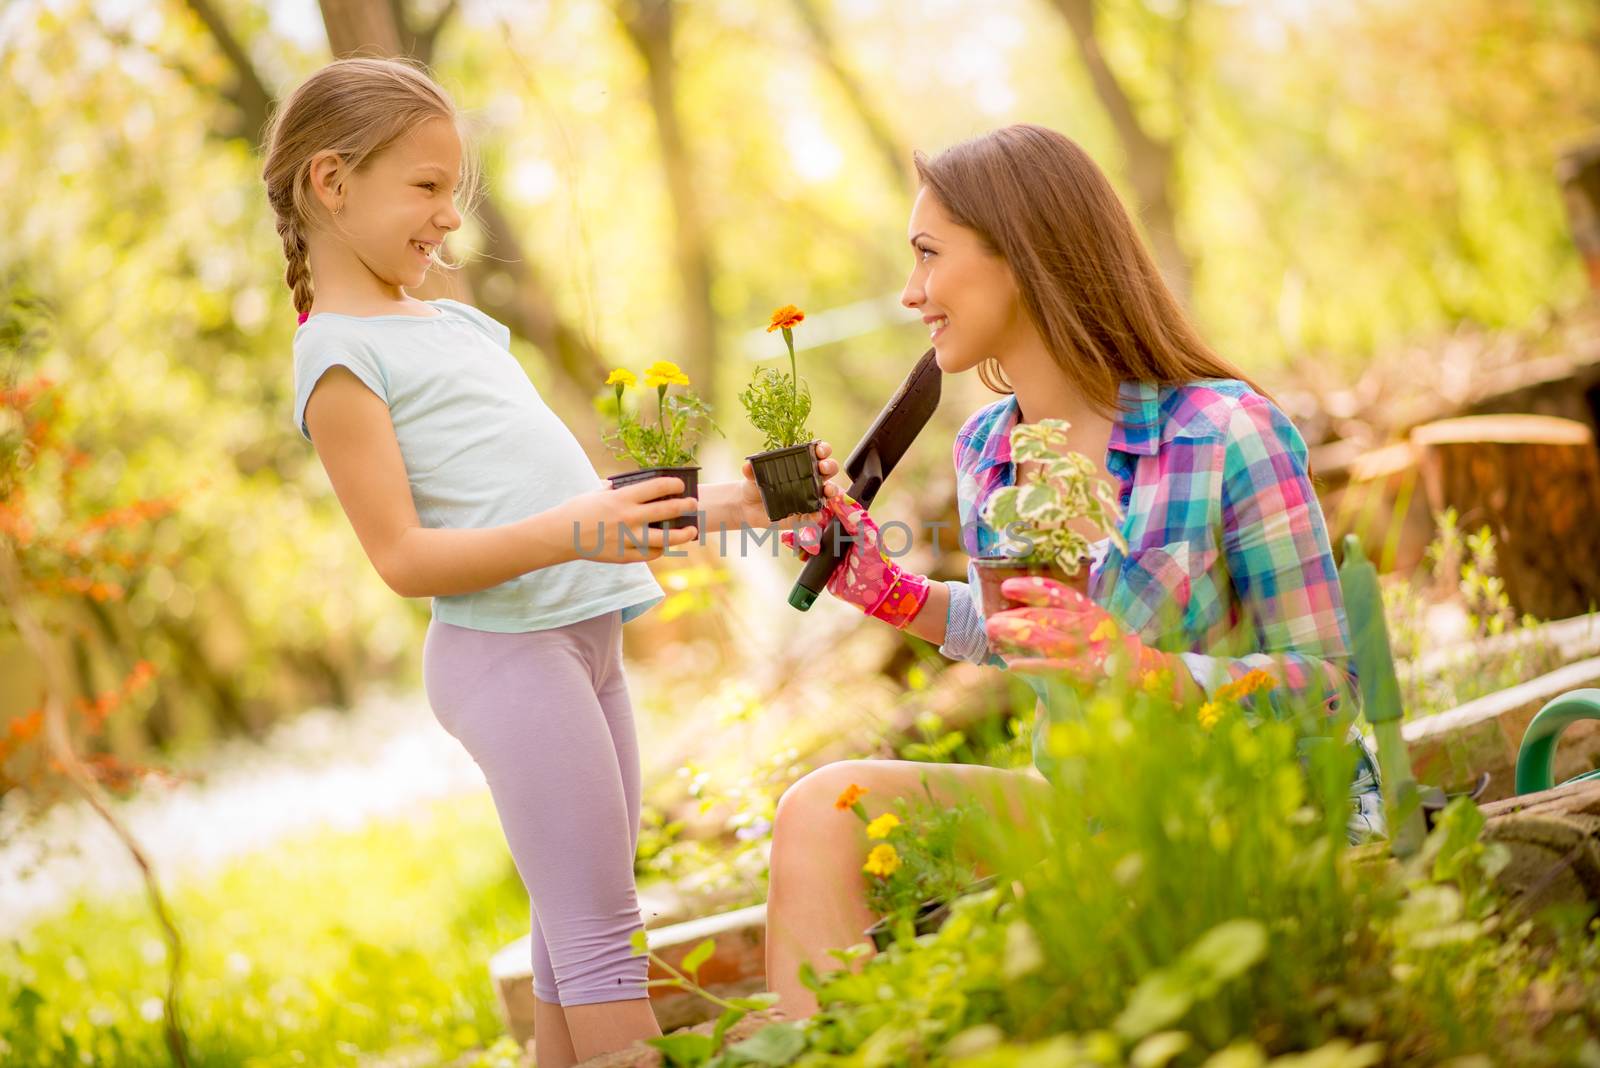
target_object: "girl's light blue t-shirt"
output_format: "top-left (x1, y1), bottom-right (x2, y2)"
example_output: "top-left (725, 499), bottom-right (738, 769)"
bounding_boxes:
top-left (292, 298), bottom-right (662, 633)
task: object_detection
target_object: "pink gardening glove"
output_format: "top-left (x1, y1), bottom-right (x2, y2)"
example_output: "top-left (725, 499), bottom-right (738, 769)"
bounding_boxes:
top-left (985, 576), bottom-right (1186, 694)
top-left (781, 494), bottom-right (931, 629)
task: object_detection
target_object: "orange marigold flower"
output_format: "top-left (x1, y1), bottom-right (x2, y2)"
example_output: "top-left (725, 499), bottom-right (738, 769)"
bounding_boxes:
top-left (766, 305), bottom-right (805, 333)
top-left (1216, 669), bottom-right (1276, 704)
top-left (834, 783), bottom-right (868, 811)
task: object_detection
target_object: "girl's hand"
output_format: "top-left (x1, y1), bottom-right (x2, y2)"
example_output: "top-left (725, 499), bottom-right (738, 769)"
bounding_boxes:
top-left (780, 493), bottom-right (930, 628)
top-left (557, 477), bottom-right (700, 563)
top-left (985, 577), bottom-right (1181, 691)
top-left (737, 441), bottom-right (844, 528)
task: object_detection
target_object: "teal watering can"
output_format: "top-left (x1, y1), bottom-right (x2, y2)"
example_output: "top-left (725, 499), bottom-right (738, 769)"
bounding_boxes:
top-left (1514, 688), bottom-right (1600, 795)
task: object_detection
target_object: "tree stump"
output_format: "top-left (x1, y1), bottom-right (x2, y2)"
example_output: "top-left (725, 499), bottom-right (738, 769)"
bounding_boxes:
top-left (1410, 415), bottom-right (1600, 621)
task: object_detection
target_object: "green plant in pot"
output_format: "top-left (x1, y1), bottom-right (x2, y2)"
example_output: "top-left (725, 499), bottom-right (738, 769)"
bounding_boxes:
top-left (602, 360), bottom-right (719, 531)
top-left (740, 304), bottom-right (825, 521)
top-left (974, 418), bottom-right (1126, 617)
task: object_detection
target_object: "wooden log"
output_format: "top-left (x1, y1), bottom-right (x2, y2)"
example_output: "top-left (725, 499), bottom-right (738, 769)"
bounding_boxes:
top-left (1480, 779), bottom-right (1600, 919)
top-left (1410, 415), bottom-right (1600, 621)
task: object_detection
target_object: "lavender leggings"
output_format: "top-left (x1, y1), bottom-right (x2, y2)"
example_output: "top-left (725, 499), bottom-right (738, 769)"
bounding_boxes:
top-left (422, 611), bottom-right (647, 1006)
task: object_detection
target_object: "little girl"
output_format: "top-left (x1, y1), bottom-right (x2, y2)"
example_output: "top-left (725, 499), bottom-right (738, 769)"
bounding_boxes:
top-left (262, 58), bottom-right (834, 1067)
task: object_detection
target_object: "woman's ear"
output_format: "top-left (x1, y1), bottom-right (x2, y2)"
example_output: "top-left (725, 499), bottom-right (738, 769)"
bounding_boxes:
top-left (308, 151), bottom-right (346, 217)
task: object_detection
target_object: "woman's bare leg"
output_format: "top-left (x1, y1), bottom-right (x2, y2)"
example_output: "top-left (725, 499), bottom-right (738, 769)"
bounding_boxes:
top-left (765, 758), bottom-right (1049, 1017)
top-left (533, 996), bottom-right (579, 1068)
top-left (563, 997), bottom-right (662, 1062)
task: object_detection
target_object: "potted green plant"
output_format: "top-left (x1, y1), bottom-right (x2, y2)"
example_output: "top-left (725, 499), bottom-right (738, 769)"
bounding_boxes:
top-left (973, 418), bottom-right (1126, 616)
top-left (601, 360), bottom-right (719, 531)
top-left (740, 305), bottom-right (825, 521)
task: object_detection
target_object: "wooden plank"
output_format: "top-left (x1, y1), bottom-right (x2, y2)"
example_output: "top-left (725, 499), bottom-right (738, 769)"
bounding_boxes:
top-left (1401, 656), bottom-right (1600, 800)
top-left (490, 902), bottom-right (768, 1048)
top-left (1402, 610), bottom-right (1600, 684)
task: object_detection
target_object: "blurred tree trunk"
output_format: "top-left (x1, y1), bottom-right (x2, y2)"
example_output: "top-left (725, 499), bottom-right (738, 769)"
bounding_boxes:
top-left (614, 0), bottom-right (719, 396)
top-left (180, 0), bottom-right (274, 142)
top-left (177, 0), bottom-right (613, 425)
top-left (318, 0), bottom-right (404, 55)
top-left (788, 0), bottom-right (914, 191)
top-left (1043, 0), bottom-right (1193, 305)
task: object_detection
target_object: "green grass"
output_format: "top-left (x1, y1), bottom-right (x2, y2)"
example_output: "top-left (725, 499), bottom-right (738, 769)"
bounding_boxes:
top-left (636, 679), bottom-right (1600, 1068)
top-left (1, 793), bottom-right (529, 1067)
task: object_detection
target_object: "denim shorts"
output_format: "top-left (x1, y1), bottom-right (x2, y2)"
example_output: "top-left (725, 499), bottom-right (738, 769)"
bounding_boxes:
top-left (1345, 730), bottom-right (1386, 844)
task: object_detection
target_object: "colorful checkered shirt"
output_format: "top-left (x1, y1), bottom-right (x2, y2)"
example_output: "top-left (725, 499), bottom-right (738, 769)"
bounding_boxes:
top-left (940, 379), bottom-right (1354, 715)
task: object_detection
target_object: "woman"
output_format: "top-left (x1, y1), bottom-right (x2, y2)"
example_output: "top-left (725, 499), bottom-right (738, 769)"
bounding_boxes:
top-left (767, 124), bottom-right (1382, 1018)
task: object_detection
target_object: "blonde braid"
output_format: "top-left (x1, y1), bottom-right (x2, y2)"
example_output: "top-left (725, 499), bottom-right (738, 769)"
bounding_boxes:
top-left (276, 213), bottom-right (314, 318)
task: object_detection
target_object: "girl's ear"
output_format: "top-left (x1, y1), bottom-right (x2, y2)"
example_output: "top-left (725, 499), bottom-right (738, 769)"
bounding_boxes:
top-left (308, 151), bottom-right (346, 216)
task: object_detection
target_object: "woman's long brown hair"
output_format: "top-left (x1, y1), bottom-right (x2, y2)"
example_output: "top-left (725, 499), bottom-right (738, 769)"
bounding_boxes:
top-left (914, 124), bottom-right (1265, 412)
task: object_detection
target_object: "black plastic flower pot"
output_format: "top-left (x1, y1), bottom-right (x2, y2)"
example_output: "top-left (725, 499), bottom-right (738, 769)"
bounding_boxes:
top-left (863, 876), bottom-right (999, 952)
top-left (746, 440), bottom-right (824, 522)
top-left (607, 465), bottom-right (700, 531)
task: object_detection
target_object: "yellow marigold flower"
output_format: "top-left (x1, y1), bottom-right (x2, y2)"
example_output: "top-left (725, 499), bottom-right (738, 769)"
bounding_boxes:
top-left (1197, 701), bottom-right (1221, 730)
top-left (863, 843), bottom-right (901, 877)
top-left (1139, 669), bottom-right (1168, 694)
top-left (1216, 669), bottom-right (1276, 704)
top-left (865, 813), bottom-right (901, 839)
top-left (643, 359), bottom-right (691, 389)
top-left (834, 783), bottom-right (868, 811)
top-left (766, 305), bottom-right (805, 332)
top-left (605, 368), bottom-right (637, 388)
top-left (1089, 618), bottom-right (1119, 643)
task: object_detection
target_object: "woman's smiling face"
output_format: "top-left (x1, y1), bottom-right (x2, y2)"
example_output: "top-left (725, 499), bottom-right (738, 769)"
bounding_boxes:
top-left (900, 186), bottom-right (1023, 375)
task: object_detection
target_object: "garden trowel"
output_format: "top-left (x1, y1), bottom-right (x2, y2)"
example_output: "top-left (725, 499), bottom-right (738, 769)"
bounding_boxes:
top-left (788, 348), bottom-right (942, 611)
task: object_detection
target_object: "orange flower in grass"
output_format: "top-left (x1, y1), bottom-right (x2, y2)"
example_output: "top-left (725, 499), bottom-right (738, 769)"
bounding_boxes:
top-left (1216, 669), bottom-right (1276, 704)
top-left (766, 305), bottom-right (805, 332)
top-left (835, 783), bottom-right (867, 811)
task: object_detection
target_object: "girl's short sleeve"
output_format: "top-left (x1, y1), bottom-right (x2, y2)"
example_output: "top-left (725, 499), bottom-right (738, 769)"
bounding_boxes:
top-left (292, 328), bottom-right (389, 442)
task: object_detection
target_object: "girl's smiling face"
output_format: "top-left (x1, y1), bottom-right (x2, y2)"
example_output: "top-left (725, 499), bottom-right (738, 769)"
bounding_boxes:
top-left (899, 186), bottom-right (1024, 375)
top-left (310, 116), bottom-right (464, 292)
